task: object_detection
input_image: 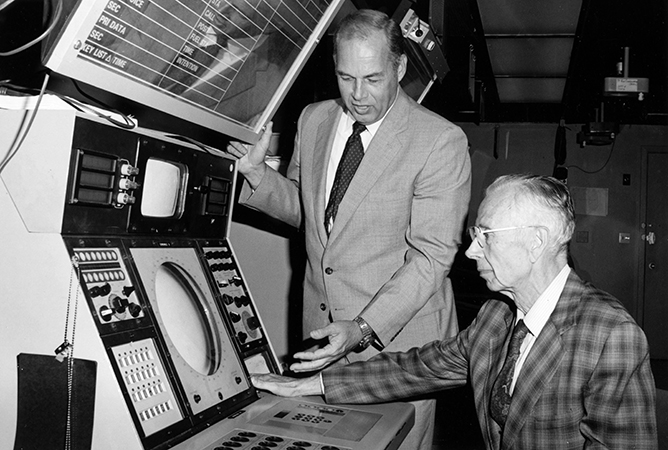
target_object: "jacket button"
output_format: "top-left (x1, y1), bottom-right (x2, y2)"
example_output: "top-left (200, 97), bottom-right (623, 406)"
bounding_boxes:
top-left (320, 303), bottom-right (327, 311)
top-left (325, 267), bottom-right (333, 275)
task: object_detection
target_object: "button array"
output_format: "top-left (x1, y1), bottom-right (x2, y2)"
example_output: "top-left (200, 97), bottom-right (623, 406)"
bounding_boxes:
top-left (211, 430), bottom-right (349, 450)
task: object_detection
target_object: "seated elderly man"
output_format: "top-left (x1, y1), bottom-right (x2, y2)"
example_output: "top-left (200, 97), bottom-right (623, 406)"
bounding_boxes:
top-left (252, 174), bottom-right (657, 450)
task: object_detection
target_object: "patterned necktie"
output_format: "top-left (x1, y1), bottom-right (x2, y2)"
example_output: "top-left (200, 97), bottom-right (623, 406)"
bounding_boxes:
top-left (490, 319), bottom-right (530, 428)
top-left (324, 121), bottom-right (366, 235)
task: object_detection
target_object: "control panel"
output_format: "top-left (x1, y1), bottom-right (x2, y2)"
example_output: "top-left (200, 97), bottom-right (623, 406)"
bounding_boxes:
top-left (64, 236), bottom-right (280, 449)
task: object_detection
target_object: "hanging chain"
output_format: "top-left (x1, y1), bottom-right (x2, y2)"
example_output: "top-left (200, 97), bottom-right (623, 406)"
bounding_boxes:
top-left (57, 255), bottom-right (81, 450)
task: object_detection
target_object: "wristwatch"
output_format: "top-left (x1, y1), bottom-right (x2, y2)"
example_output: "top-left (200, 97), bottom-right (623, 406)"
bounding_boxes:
top-left (353, 316), bottom-right (375, 350)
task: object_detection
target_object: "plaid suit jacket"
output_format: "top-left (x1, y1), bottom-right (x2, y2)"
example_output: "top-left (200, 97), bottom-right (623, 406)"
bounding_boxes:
top-left (323, 271), bottom-right (657, 449)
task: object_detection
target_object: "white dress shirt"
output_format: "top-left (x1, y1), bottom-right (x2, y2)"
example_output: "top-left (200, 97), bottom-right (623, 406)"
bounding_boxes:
top-left (325, 90), bottom-right (399, 204)
top-left (511, 264), bottom-right (571, 394)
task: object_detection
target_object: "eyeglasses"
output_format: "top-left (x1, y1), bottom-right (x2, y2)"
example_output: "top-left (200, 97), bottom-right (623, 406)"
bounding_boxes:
top-left (467, 225), bottom-right (542, 248)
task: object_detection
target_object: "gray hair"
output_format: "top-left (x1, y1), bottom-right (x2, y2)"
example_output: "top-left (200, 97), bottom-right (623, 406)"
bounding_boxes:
top-left (332, 9), bottom-right (405, 70)
top-left (486, 174), bottom-right (576, 253)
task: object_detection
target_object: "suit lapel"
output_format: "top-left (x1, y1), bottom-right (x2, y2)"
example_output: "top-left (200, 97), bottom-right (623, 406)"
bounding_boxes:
top-left (313, 104), bottom-right (342, 246)
top-left (327, 91), bottom-right (411, 241)
top-left (501, 272), bottom-right (582, 448)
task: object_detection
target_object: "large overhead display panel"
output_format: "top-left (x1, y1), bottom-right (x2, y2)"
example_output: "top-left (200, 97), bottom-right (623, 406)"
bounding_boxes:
top-left (43, 0), bottom-right (345, 143)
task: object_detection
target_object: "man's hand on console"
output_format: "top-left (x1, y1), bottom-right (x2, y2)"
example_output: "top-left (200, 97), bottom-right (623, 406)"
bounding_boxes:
top-left (250, 373), bottom-right (323, 397)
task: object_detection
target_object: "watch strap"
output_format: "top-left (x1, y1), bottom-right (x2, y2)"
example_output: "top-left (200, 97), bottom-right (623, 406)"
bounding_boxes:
top-left (353, 316), bottom-right (375, 350)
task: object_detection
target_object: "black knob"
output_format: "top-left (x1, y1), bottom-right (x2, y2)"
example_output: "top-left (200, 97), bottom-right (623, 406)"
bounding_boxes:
top-left (122, 285), bottom-right (135, 297)
top-left (99, 305), bottom-right (113, 322)
top-left (246, 316), bottom-right (260, 330)
top-left (110, 295), bottom-right (128, 314)
top-left (128, 303), bottom-right (142, 317)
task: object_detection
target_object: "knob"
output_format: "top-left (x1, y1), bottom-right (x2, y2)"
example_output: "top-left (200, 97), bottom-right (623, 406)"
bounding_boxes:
top-left (90, 283), bottom-right (111, 298)
top-left (128, 302), bottom-right (142, 317)
top-left (120, 163), bottom-right (139, 176)
top-left (99, 305), bottom-right (113, 322)
top-left (246, 316), bottom-right (260, 330)
top-left (122, 286), bottom-right (135, 297)
top-left (110, 294), bottom-right (128, 314)
top-left (116, 192), bottom-right (136, 205)
top-left (118, 178), bottom-right (139, 190)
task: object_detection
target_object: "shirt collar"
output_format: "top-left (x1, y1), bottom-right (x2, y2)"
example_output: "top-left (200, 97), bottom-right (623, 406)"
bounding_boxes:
top-left (517, 265), bottom-right (571, 336)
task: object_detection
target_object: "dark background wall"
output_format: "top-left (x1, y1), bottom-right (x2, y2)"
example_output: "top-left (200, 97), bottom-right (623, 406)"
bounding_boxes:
top-left (457, 122), bottom-right (667, 321)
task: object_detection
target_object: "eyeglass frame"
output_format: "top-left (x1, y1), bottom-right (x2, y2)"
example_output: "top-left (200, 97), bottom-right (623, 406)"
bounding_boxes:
top-left (467, 225), bottom-right (546, 248)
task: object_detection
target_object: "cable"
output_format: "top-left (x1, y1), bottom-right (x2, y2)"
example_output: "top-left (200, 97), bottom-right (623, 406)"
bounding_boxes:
top-left (70, 80), bottom-right (137, 129)
top-left (0, 79), bottom-right (137, 129)
top-left (0, 0), bottom-right (63, 57)
top-left (567, 138), bottom-right (617, 175)
top-left (55, 92), bottom-right (137, 129)
top-left (165, 134), bottom-right (215, 154)
top-left (0, 72), bottom-right (50, 175)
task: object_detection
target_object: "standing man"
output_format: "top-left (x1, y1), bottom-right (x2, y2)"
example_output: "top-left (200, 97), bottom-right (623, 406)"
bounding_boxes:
top-left (252, 174), bottom-right (658, 450)
top-left (227, 9), bottom-right (471, 450)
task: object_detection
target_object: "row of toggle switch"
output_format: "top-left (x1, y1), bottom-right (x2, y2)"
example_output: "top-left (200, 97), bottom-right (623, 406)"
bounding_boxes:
top-left (116, 162), bottom-right (140, 206)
